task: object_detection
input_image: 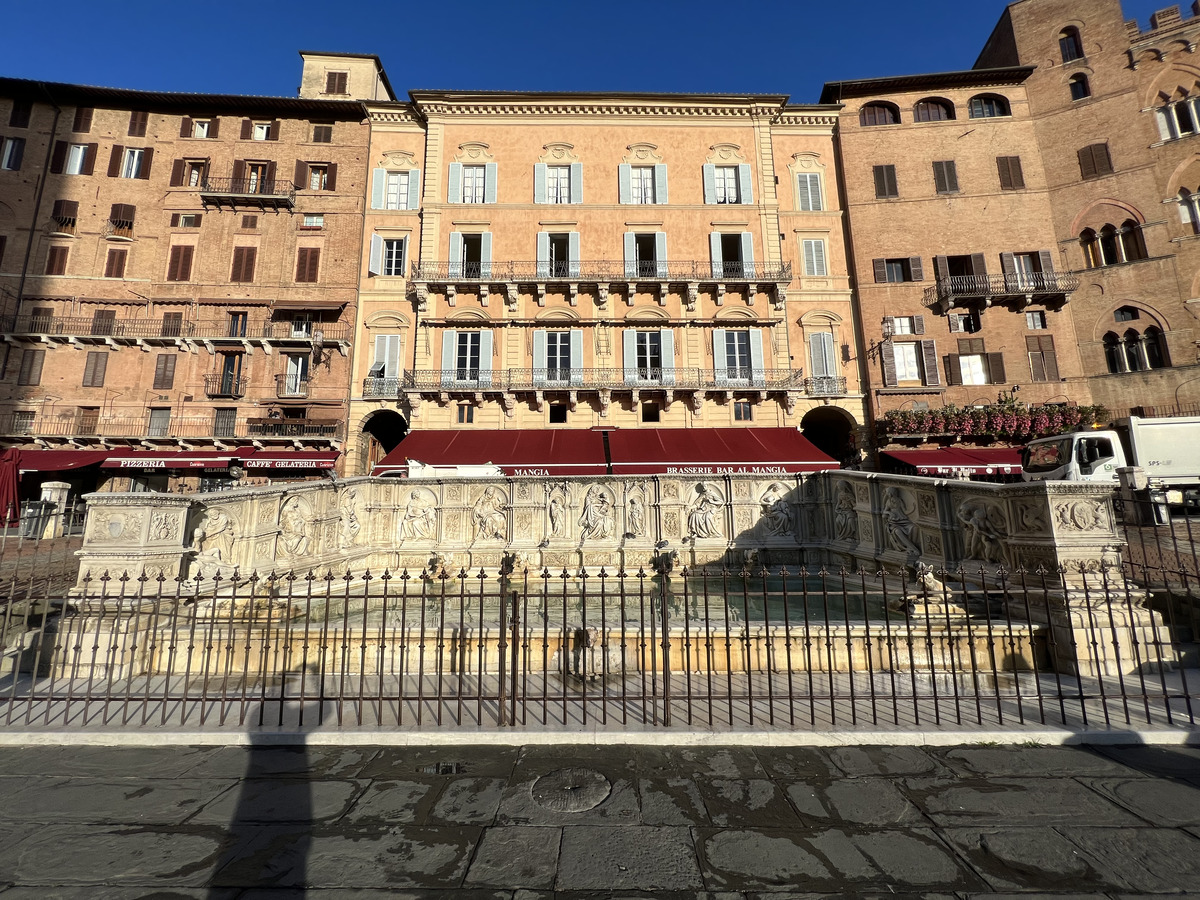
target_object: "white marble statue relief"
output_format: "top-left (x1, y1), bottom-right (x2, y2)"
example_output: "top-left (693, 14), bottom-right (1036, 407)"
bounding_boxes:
top-left (627, 495), bottom-right (646, 537)
top-left (687, 483), bottom-right (723, 539)
top-left (471, 486), bottom-right (508, 542)
top-left (758, 483), bottom-right (793, 537)
top-left (399, 489), bottom-right (437, 542)
top-left (579, 485), bottom-right (614, 541)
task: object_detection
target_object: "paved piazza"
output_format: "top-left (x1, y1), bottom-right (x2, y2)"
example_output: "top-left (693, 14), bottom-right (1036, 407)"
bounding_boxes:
top-left (0, 742), bottom-right (1197, 896)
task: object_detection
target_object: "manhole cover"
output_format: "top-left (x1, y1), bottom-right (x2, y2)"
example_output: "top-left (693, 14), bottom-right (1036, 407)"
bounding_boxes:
top-left (531, 767), bottom-right (611, 812)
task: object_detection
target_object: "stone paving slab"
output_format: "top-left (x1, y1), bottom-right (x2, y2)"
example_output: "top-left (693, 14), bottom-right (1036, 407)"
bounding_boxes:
top-left (900, 776), bottom-right (1144, 826)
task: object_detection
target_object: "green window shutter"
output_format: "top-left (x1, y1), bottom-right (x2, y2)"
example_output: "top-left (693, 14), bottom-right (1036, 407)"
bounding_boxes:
top-left (569, 330), bottom-right (584, 385)
top-left (368, 234), bottom-right (383, 276)
top-left (653, 164), bottom-right (668, 204)
top-left (534, 163), bottom-right (547, 204)
top-left (440, 331), bottom-right (457, 386)
top-left (710, 232), bottom-right (723, 278)
top-left (407, 169), bottom-right (421, 209)
top-left (536, 231), bottom-right (550, 278)
top-left (447, 162), bottom-right (462, 203)
top-left (448, 232), bottom-right (463, 277)
top-left (478, 331), bottom-right (494, 388)
top-left (568, 232), bottom-right (581, 277)
top-left (712, 329), bottom-right (728, 386)
top-left (532, 330), bottom-right (547, 385)
top-left (660, 329), bottom-right (676, 385)
top-left (622, 329), bottom-right (637, 383)
top-left (618, 164), bottom-right (631, 204)
top-left (569, 162), bottom-right (582, 203)
top-left (740, 232), bottom-right (755, 278)
top-left (484, 162), bottom-right (498, 203)
top-left (480, 232), bottom-right (493, 278)
top-left (655, 232), bottom-right (668, 277)
top-left (737, 163), bottom-right (753, 204)
top-left (370, 168), bottom-right (386, 208)
top-left (702, 164), bottom-right (716, 204)
top-left (749, 330), bottom-right (765, 385)
top-left (623, 233), bottom-right (636, 277)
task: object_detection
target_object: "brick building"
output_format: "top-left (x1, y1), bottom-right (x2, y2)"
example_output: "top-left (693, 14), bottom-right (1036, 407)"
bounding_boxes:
top-left (0, 75), bottom-right (368, 498)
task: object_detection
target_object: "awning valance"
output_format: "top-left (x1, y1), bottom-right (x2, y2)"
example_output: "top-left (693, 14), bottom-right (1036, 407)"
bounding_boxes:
top-left (98, 448), bottom-right (337, 471)
top-left (880, 447), bottom-right (1022, 476)
top-left (17, 449), bottom-right (111, 473)
top-left (607, 427), bottom-right (837, 476)
top-left (373, 430), bottom-right (607, 477)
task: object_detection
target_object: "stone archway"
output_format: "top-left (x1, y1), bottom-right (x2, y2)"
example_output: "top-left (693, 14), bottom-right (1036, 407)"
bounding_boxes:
top-left (360, 410), bottom-right (409, 473)
top-left (801, 406), bottom-right (856, 463)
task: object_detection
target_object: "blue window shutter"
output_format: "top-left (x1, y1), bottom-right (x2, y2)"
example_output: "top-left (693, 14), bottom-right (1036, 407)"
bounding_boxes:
top-left (568, 231), bottom-right (581, 277)
top-left (478, 331), bottom-right (494, 388)
top-left (532, 330), bottom-right (547, 385)
top-left (449, 232), bottom-right (463, 277)
top-left (749, 330), bottom-right (765, 386)
top-left (655, 232), bottom-right (668, 278)
top-left (480, 232), bottom-right (493, 278)
top-left (702, 164), bottom-right (716, 204)
top-left (369, 234), bottom-right (383, 275)
top-left (623, 233), bottom-right (636, 278)
top-left (536, 231), bottom-right (550, 278)
top-left (570, 162), bottom-right (582, 203)
top-left (618, 164), bottom-right (631, 204)
top-left (709, 232), bottom-right (723, 278)
top-left (447, 162), bottom-right (462, 204)
top-left (534, 163), bottom-right (547, 204)
top-left (654, 164), bottom-right (668, 204)
top-left (741, 232), bottom-right (755, 278)
top-left (738, 164), bottom-right (753, 204)
top-left (622, 329), bottom-right (637, 383)
top-left (484, 162), bottom-right (498, 203)
top-left (712, 329), bottom-right (728, 386)
top-left (569, 330), bottom-right (584, 385)
top-left (811, 332), bottom-right (835, 377)
top-left (370, 168), bottom-right (386, 209)
top-left (407, 169), bottom-right (420, 210)
top-left (441, 330), bottom-right (457, 386)
top-left (661, 329), bottom-right (676, 385)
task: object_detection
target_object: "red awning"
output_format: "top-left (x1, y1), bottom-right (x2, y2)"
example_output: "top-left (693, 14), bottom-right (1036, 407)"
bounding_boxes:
top-left (373, 430), bottom-right (608, 477)
top-left (16, 449), bottom-right (111, 473)
top-left (607, 427), bottom-right (837, 476)
top-left (881, 448), bottom-right (1022, 476)
top-left (99, 448), bottom-right (337, 471)
top-left (244, 450), bottom-right (339, 470)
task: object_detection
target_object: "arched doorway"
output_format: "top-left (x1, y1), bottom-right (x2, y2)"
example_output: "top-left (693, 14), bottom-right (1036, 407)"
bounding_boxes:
top-left (360, 410), bottom-right (408, 474)
top-left (801, 407), bottom-right (856, 464)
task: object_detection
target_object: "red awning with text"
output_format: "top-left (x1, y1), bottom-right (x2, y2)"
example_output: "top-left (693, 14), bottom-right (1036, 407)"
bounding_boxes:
top-left (607, 427), bottom-right (837, 476)
top-left (99, 448), bottom-right (337, 471)
top-left (372, 430), bottom-right (608, 477)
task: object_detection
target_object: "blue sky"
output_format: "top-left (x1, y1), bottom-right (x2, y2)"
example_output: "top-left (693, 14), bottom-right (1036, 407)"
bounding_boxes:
top-left (2, 0), bottom-right (1181, 103)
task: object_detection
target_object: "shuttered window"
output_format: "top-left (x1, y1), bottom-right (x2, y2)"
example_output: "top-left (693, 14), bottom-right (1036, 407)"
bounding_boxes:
top-left (153, 354), bottom-right (177, 389)
top-left (82, 351), bottom-right (108, 387)
top-left (997, 155), bottom-right (1025, 190)
top-left (17, 350), bottom-right (44, 386)
top-left (71, 107), bottom-right (93, 133)
top-left (296, 248), bottom-right (320, 283)
top-left (932, 160), bottom-right (959, 193)
top-left (796, 172), bottom-right (823, 211)
top-left (312, 124), bottom-right (333, 143)
top-left (801, 239), bottom-right (827, 276)
top-left (945, 338), bottom-right (1005, 385)
top-left (104, 249), bottom-right (127, 278)
top-left (1027, 335), bottom-right (1060, 382)
top-left (873, 164), bottom-right (898, 198)
top-left (230, 247), bottom-right (257, 283)
top-left (45, 246), bottom-right (68, 275)
top-left (325, 71), bottom-right (348, 94)
top-left (8, 101), bottom-right (31, 128)
top-left (127, 110), bottom-right (148, 137)
top-left (166, 245), bottom-right (193, 281)
top-left (1078, 143), bottom-right (1113, 179)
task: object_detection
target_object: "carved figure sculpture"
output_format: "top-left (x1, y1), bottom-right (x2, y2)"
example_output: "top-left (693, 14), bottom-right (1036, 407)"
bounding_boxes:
top-left (834, 481), bottom-right (858, 541)
top-left (687, 483), bottom-right (723, 539)
top-left (957, 498), bottom-right (1006, 564)
top-left (337, 488), bottom-right (361, 549)
top-left (579, 485), bottom-right (614, 541)
top-left (195, 508), bottom-right (234, 562)
top-left (472, 486), bottom-right (508, 542)
top-left (759, 483), bottom-right (793, 536)
top-left (549, 494), bottom-right (565, 537)
top-left (882, 487), bottom-right (921, 555)
top-left (278, 498), bottom-right (311, 558)
top-left (627, 495), bottom-right (645, 537)
top-left (399, 489), bottom-right (437, 542)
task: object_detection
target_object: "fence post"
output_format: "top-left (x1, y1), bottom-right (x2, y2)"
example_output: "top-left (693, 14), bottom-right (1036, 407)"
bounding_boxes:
top-left (497, 582), bottom-right (508, 727)
top-left (510, 589), bottom-right (520, 727)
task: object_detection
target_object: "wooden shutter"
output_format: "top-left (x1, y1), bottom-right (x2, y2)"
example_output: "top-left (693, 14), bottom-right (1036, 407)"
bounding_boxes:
top-left (72, 107), bottom-right (92, 133)
top-left (128, 110), bottom-right (147, 137)
top-left (170, 158), bottom-right (185, 186)
top-left (240, 118), bottom-right (252, 140)
top-left (534, 163), bottom-right (547, 203)
top-left (268, 120), bottom-right (281, 141)
top-left (933, 255), bottom-right (949, 280)
top-left (265, 161), bottom-right (276, 186)
top-left (447, 162), bottom-right (462, 203)
top-left (0, 236), bottom-right (5, 268)
top-left (920, 340), bottom-right (940, 386)
top-left (104, 248), bottom-right (127, 278)
top-left (969, 253), bottom-right (987, 276)
top-left (138, 147), bottom-right (153, 179)
top-left (231, 159), bottom-right (245, 184)
top-left (81, 143), bottom-right (97, 175)
top-left (944, 353), bottom-right (963, 385)
top-left (170, 213), bottom-right (180, 227)
top-left (1038, 250), bottom-right (1055, 272)
top-left (82, 351), bottom-right (108, 387)
top-left (913, 315), bottom-right (926, 335)
top-left (312, 124), bottom-right (332, 143)
top-left (987, 352), bottom-right (1006, 384)
top-left (997, 155), bottom-right (1013, 190)
top-left (653, 164), bottom-right (668, 203)
top-left (231, 247), bottom-right (256, 282)
top-left (297, 248), bottom-right (319, 282)
top-left (1095, 143), bottom-right (1113, 175)
top-left (153, 354), bottom-right (177, 389)
top-left (111, 203), bottom-right (135, 223)
top-left (167, 245), bottom-right (193, 281)
top-left (738, 163), bottom-right (753, 204)
top-left (1078, 145), bottom-right (1094, 179)
top-left (208, 117), bottom-right (219, 139)
top-left (873, 165), bottom-right (889, 197)
top-left (880, 340), bottom-right (897, 386)
top-left (107, 145), bottom-right (124, 177)
top-left (702, 164), bottom-right (716, 204)
top-left (52, 199), bottom-right (78, 220)
top-left (909, 256), bottom-right (924, 281)
top-left (180, 117), bottom-right (192, 138)
top-left (873, 258), bottom-right (888, 283)
top-left (618, 164), bottom-right (631, 204)
top-left (294, 159), bottom-right (307, 188)
top-left (370, 168), bottom-right (386, 208)
top-left (933, 160), bottom-right (958, 193)
top-left (959, 338), bottom-right (985, 355)
top-left (325, 163), bottom-right (337, 191)
top-left (45, 246), bottom-right (67, 275)
top-left (50, 141), bottom-right (67, 173)
top-left (18, 349), bottom-right (44, 385)
top-left (484, 162), bottom-right (498, 203)
top-left (1000, 252), bottom-right (1016, 275)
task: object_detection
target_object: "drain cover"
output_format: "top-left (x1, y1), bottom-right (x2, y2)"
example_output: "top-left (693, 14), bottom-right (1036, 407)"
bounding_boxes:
top-left (531, 767), bottom-right (611, 812)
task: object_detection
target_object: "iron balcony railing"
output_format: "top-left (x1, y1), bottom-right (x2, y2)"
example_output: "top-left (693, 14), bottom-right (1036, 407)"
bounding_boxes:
top-left (275, 374), bottom-right (309, 398)
top-left (0, 316), bottom-right (349, 342)
top-left (804, 376), bottom-right (848, 397)
top-left (204, 375), bottom-right (247, 399)
top-left (923, 271), bottom-right (1081, 306)
top-left (246, 417), bottom-right (343, 438)
top-left (400, 368), bottom-right (808, 392)
top-left (0, 413), bottom-right (342, 441)
top-left (363, 376), bottom-right (403, 398)
top-left (190, 320), bottom-right (350, 341)
top-left (410, 260), bottom-right (794, 283)
top-left (199, 176), bottom-right (295, 205)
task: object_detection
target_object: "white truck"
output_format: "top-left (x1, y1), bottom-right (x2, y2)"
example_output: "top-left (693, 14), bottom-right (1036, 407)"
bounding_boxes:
top-left (1022, 415), bottom-right (1200, 512)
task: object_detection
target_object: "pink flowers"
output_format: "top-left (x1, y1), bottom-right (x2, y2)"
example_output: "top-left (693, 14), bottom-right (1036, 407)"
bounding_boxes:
top-left (882, 404), bottom-right (1108, 440)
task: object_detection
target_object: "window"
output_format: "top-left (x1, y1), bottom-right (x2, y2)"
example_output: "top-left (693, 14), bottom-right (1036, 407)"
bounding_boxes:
top-left (457, 404), bottom-right (474, 424)
top-left (282, 354), bottom-right (309, 396)
top-left (1077, 143), bottom-right (1113, 179)
top-left (385, 170), bottom-right (410, 209)
top-left (642, 403), bottom-right (662, 423)
top-left (81, 351), bottom-right (108, 387)
top-left (860, 102), bottom-right (899, 126)
top-left (1027, 335), bottom-right (1060, 382)
top-left (712, 232), bottom-right (751, 279)
top-left (297, 214), bottom-right (322, 230)
top-left (108, 202), bottom-right (135, 238)
top-left (75, 407), bottom-right (100, 435)
top-left (312, 123), bottom-right (333, 143)
top-left (801, 239), bottom-right (827, 276)
top-left (933, 160), bottom-right (959, 193)
top-left (455, 332), bottom-right (481, 380)
top-left (949, 311), bottom-right (981, 333)
top-left (64, 143), bottom-right (89, 175)
top-left (252, 122), bottom-right (271, 141)
top-left (1104, 319), bottom-right (1169, 374)
top-left (72, 107), bottom-right (93, 133)
top-left (147, 408), bottom-right (171, 438)
top-left (544, 331), bottom-right (572, 382)
top-left (191, 119), bottom-right (211, 138)
top-left (874, 257), bottom-right (923, 283)
top-left (295, 247), bottom-right (320, 282)
top-left (166, 245), bottom-right (193, 281)
top-left (714, 166), bottom-right (740, 203)
top-left (548, 404), bottom-right (568, 424)
top-left (1069, 74), bottom-right (1091, 101)
top-left (8, 100), bottom-right (31, 128)
top-left (893, 342), bottom-right (922, 381)
top-left (451, 232), bottom-right (488, 278)
top-left (968, 94), bottom-right (1010, 118)
top-left (171, 213), bottom-right (202, 228)
top-left (873, 164), bottom-right (898, 199)
top-left (241, 215), bottom-right (257, 229)
top-left (90, 309), bottom-right (116, 336)
top-left (161, 312), bottom-right (183, 337)
top-left (1156, 97), bottom-right (1200, 141)
top-left (733, 401), bottom-right (753, 421)
top-left (127, 110), bottom-right (148, 137)
top-left (1114, 306), bottom-right (1139, 323)
top-left (1026, 311), bottom-right (1048, 329)
top-left (723, 330), bottom-right (752, 380)
top-left (308, 164), bottom-right (329, 190)
top-left (630, 165), bottom-right (655, 204)
top-left (213, 408), bottom-right (237, 438)
top-left (12, 410), bottom-right (34, 433)
top-left (104, 248), bottom-right (127, 279)
top-left (383, 238), bottom-right (405, 276)
top-left (627, 232), bottom-right (664, 278)
top-left (545, 165), bottom-right (570, 204)
top-left (889, 316), bottom-right (917, 335)
top-left (17, 349), bottom-right (44, 385)
top-left (996, 156), bottom-right (1025, 190)
top-left (914, 98), bottom-right (954, 122)
top-left (290, 313), bottom-right (313, 338)
top-left (152, 354), bottom-right (176, 390)
top-left (461, 164), bottom-right (485, 203)
top-left (635, 330), bottom-right (662, 378)
top-left (809, 331), bottom-right (836, 378)
top-left (230, 247), bottom-right (256, 283)
top-left (169, 158), bottom-right (206, 187)
top-left (796, 172), bottom-right (823, 211)
top-left (1059, 27), bottom-right (1084, 62)
top-left (45, 246), bottom-right (68, 275)
top-left (51, 199), bottom-right (78, 234)
top-left (945, 338), bottom-right (1004, 385)
top-left (325, 71), bottom-right (348, 94)
top-left (1081, 221), bottom-right (1147, 266)
top-left (226, 312), bottom-right (247, 338)
top-left (1, 137), bottom-right (25, 171)
top-left (119, 148), bottom-right (145, 179)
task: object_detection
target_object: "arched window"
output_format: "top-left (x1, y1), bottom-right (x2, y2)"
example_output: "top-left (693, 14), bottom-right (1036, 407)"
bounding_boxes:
top-left (1144, 326), bottom-right (1168, 369)
top-left (1059, 27), bottom-right (1084, 63)
top-left (1104, 315), bottom-right (1171, 373)
top-left (1103, 332), bottom-right (1123, 373)
top-left (1069, 73), bottom-right (1091, 101)
top-left (1120, 219), bottom-right (1148, 261)
top-left (1124, 328), bottom-right (1145, 371)
top-left (968, 94), bottom-right (1011, 118)
top-left (913, 98), bottom-right (954, 122)
top-left (859, 102), bottom-right (900, 126)
top-left (1099, 224), bottom-right (1121, 265)
top-left (1177, 189), bottom-right (1200, 233)
top-left (1155, 93), bottom-right (1199, 140)
top-left (1114, 306), bottom-right (1140, 322)
top-left (1080, 228), bottom-right (1101, 268)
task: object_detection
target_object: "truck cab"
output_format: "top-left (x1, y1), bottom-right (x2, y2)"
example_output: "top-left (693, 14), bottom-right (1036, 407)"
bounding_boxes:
top-left (1022, 431), bottom-right (1126, 484)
